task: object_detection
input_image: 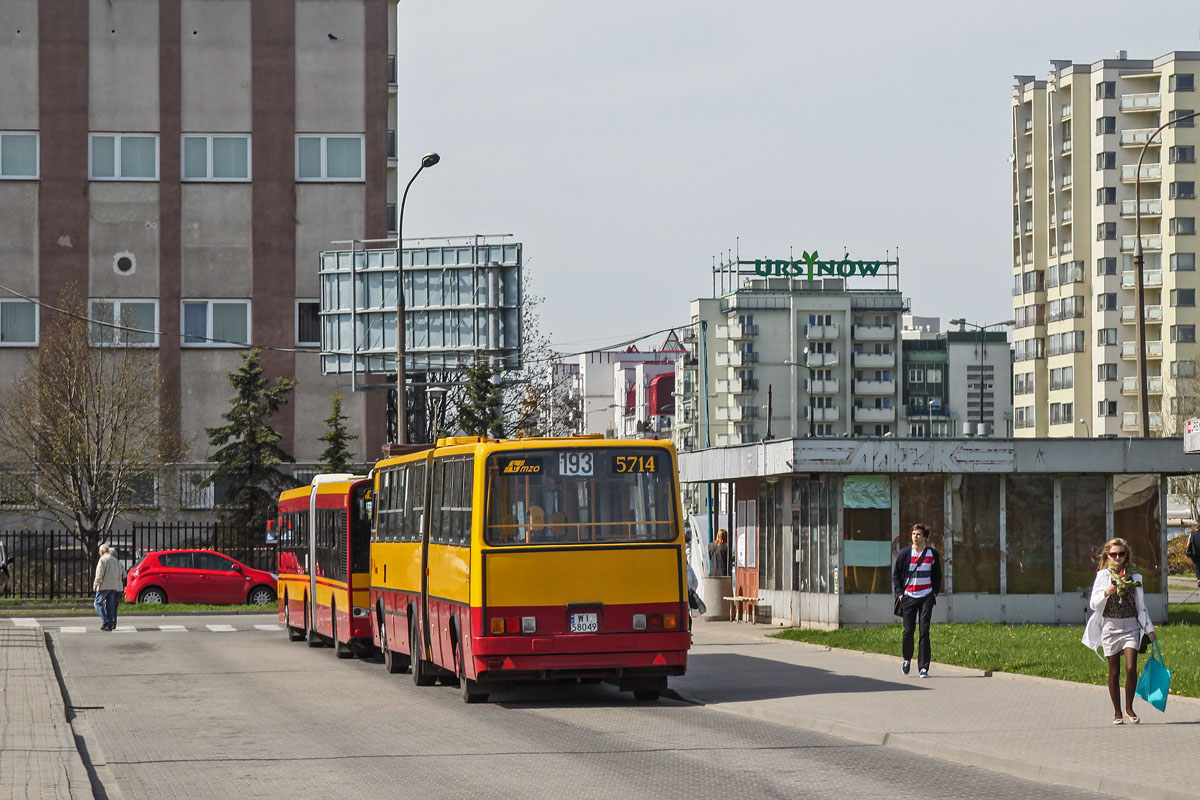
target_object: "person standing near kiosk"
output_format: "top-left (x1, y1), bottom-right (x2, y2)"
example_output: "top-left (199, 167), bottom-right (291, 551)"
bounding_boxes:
top-left (893, 524), bottom-right (942, 678)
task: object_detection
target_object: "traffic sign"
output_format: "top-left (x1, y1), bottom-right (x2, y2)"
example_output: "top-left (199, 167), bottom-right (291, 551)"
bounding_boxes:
top-left (1186, 418), bottom-right (1200, 454)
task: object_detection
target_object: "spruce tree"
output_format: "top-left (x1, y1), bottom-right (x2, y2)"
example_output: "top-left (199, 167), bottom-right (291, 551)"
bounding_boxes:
top-left (205, 348), bottom-right (298, 535)
top-left (318, 392), bottom-right (359, 473)
top-left (456, 355), bottom-right (505, 438)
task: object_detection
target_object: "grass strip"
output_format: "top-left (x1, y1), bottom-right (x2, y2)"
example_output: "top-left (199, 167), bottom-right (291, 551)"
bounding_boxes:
top-left (771, 603), bottom-right (1200, 698)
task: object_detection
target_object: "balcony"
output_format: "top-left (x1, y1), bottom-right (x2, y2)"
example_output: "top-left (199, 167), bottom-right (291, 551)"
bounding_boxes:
top-left (854, 379), bottom-right (897, 395)
top-left (1122, 411), bottom-right (1163, 431)
top-left (715, 432), bottom-right (758, 446)
top-left (1062, 174), bottom-right (1073, 190)
top-left (1120, 340), bottom-right (1164, 359)
top-left (853, 352), bottom-right (895, 368)
top-left (386, 203), bottom-right (397, 235)
top-left (1024, 220), bottom-right (1034, 233)
top-left (1062, 208), bottom-right (1072, 223)
top-left (387, 129), bottom-right (397, 160)
top-left (716, 351), bottom-right (759, 367)
top-left (1120, 93), bottom-right (1162, 112)
top-left (1121, 376), bottom-right (1164, 395)
top-left (1024, 186), bottom-right (1034, 200)
top-left (1120, 128), bottom-right (1162, 148)
top-left (853, 324), bottom-right (895, 341)
top-left (804, 323), bottom-right (840, 339)
top-left (1024, 120), bottom-right (1034, 133)
top-left (1120, 269), bottom-right (1163, 288)
top-left (681, 328), bottom-right (697, 342)
top-left (806, 352), bottom-right (840, 368)
top-left (1121, 163), bottom-right (1162, 183)
top-left (854, 407), bottom-right (896, 423)
top-left (387, 55), bottom-right (397, 88)
top-left (1120, 304), bottom-right (1163, 323)
top-left (1062, 240), bottom-right (1073, 253)
top-left (1121, 199), bottom-right (1162, 217)
top-left (805, 378), bottom-right (839, 394)
top-left (716, 404), bottom-right (760, 422)
top-left (1120, 233), bottom-right (1162, 252)
top-left (716, 322), bottom-right (758, 340)
top-left (1024, 153), bottom-right (1034, 167)
top-left (804, 407), bottom-right (840, 423)
top-left (716, 378), bottom-right (758, 395)
top-left (1061, 139), bottom-right (1073, 154)
top-left (1061, 106), bottom-right (1072, 120)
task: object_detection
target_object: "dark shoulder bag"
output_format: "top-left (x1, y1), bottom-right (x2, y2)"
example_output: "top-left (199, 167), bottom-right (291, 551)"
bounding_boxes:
top-left (893, 547), bottom-right (928, 617)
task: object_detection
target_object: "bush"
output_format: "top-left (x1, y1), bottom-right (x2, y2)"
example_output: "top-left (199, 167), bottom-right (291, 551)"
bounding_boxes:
top-left (1169, 531), bottom-right (1195, 575)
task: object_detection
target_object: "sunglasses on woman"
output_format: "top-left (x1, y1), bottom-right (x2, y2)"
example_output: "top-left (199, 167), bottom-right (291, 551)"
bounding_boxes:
top-left (1109, 551), bottom-right (1127, 557)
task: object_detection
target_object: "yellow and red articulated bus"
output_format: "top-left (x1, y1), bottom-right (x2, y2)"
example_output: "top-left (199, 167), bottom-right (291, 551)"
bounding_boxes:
top-left (273, 474), bottom-right (374, 657)
top-left (370, 436), bottom-right (690, 703)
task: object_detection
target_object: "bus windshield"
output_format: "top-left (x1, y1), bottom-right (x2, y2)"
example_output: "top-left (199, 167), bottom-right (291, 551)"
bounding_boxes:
top-left (485, 448), bottom-right (677, 546)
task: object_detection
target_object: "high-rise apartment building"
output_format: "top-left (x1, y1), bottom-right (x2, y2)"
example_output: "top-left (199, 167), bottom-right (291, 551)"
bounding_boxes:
top-left (0, 0), bottom-right (398, 471)
top-left (1012, 51), bottom-right (1200, 437)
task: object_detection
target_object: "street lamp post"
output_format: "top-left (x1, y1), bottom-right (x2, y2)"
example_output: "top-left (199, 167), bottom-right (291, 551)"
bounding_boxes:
top-left (784, 352), bottom-right (813, 437)
top-left (393, 152), bottom-right (440, 444)
top-left (1134, 111), bottom-right (1199, 437)
top-left (949, 318), bottom-right (1015, 435)
top-left (927, 396), bottom-right (935, 438)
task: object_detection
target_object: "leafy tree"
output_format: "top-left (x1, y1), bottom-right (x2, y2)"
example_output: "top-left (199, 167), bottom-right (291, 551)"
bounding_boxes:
top-left (0, 288), bottom-right (184, 567)
top-left (455, 355), bottom-right (505, 438)
top-left (1164, 374), bottom-right (1200, 522)
top-left (318, 392), bottom-right (359, 473)
top-left (205, 348), bottom-right (298, 534)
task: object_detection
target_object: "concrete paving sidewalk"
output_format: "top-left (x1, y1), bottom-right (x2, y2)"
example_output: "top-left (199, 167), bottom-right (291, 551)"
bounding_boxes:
top-left (0, 626), bottom-right (93, 800)
top-left (676, 620), bottom-right (1200, 800)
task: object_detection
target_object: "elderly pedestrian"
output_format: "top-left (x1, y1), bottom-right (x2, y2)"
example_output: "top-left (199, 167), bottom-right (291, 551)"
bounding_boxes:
top-left (1081, 537), bottom-right (1156, 724)
top-left (93, 544), bottom-right (126, 631)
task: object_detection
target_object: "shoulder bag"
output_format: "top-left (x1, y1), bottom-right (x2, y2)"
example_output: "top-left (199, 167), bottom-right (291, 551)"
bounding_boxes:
top-left (893, 547), bottom-right (928, 617)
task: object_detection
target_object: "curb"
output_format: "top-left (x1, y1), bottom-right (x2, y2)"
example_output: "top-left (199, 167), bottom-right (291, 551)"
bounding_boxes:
top-left (673, 687), bottom-right (1197, 800)
top-left (35, 629), bottom-right (95, 800)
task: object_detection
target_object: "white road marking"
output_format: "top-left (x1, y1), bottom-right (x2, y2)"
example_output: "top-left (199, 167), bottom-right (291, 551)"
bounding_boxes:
top-left (12, 618), bottom-right (40, 628)
top-left (112, 626), bottom-right (136, 633)
top-left (59, 626), bottom-right (87, 634)
top-left (159, 625), bottom-right (187, 632)
top-left (206, 624), bottom-right (237, 632)
top-left (253, 624), bottom-right (281, 631)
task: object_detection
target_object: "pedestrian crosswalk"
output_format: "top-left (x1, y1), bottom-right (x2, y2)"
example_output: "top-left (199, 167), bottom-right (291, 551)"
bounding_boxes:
top-left (3, 619), bottom-right (283, 634)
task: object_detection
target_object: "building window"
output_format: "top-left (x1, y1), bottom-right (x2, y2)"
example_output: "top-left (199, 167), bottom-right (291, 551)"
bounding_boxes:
top-left (0, 132), bottom-right (38, 179)
top-left (1170, 181), bottom-right (1196, 200)
top-left (1097, 292), bottom-right (1117, 311)
top-left (89, 133), bottom-right (158, 180)
top-left (1171, 253), bottom-right (1196, 271)
top-left (1097, 363), bottom-right (1118, 381)
top-left (1097, 222), bottom-right (1116, 241)
top-left (1170, 145), bottom-right (1196, 164)
top-left (1172, 360), bottom-right (1197, 378)
top-left (296, 134), bottom-right (365, 181)
top-left (907, 367), bottom-right (924, 383)
top-left (1172, 289), bottom-right (1196, 307)
top-left (1096, 116), bottom-right (1117, 135)
top-left (1097, 186), bottom-right (1116, 205)
top-left (1171, 324), bottom-right (1197, 343)
top-left (89, 299), bottom-right (158, 346)
top-left (1097, 327), bottom-right (1118, 346)
top-left (1170, 73), bottom-right (1195, 92)
top-left (1169, 109), bottom-right (1196, 127)
top-left (1170, 217), bottom-right (1196, 236)
top-left (182, 300), bottom-right (250, 347)
top-left (182, 134), bottom-right (251, 181)
top-left (0, 299), bottom-right (37, 345)
top-left (1095, 152), bottom-right (1116, 171)
top-left (296, 300), bottom-right (320, 346)
top-left (1096, 81), bottom-right (1116, 100)
top-left (1097, 257), bottom-right (1118, 275)
top-left (1098, 400), bottom-right (1118, 417)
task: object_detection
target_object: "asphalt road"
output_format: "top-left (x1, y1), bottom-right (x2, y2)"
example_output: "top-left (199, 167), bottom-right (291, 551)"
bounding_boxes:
top-left (43, 613), bottom-right (1108, 800)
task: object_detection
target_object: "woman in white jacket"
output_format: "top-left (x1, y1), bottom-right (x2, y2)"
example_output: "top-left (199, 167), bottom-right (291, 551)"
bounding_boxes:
top-left (1080, 537), bottom-right (1156, 724)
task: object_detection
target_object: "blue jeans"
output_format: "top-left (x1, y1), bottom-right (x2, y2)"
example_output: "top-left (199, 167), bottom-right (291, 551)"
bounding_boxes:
top-left (94, 590), bottom-right (119, 628)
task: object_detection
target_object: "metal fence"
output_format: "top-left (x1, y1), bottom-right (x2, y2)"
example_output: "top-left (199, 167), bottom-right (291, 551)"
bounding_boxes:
top-left (0, 523), bottom-right (276, 600)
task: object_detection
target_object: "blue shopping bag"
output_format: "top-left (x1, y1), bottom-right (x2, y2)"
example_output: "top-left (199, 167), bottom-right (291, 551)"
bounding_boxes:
top-left (1135, 639), bottom-right (1171, 712)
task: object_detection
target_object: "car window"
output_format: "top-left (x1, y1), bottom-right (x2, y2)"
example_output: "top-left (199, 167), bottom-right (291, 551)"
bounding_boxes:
top-left (194, 553), bottom-right (237, 572)
top-left (157, 553), bottom-right (193, 569)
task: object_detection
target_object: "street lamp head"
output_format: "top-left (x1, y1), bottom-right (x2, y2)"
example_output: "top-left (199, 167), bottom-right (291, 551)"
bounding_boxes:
top-left (999, 319), bottom-right (1016, 327)
top-left (948, 318), bottom-right (965, 326)
top-left (421, 152), bottom-right (441, 169)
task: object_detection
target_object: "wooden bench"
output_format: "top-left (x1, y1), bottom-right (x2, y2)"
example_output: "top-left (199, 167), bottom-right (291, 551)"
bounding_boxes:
top-left (723, 595), bottom-right (760, 623)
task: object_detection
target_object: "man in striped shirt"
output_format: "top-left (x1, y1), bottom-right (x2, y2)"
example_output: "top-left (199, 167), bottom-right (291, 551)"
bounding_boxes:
top-left (892, 523), bottom-right (943, 678)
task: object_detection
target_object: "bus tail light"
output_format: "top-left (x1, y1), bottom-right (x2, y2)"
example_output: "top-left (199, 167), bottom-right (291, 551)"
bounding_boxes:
top-left (490, 618), bottom-right (505, 634)
top-left (663, 613), bottom-right (678, 630)
top-left (505, 616), bottom-right (521, 633)
top-left (647, 614), bottom-right (663, 631)
top-left (521, 616), bottom-right (536, 633)
top-left (351, 606), bottom-right (370, 618)
top-left (632, 614), bottom-right (647, 630)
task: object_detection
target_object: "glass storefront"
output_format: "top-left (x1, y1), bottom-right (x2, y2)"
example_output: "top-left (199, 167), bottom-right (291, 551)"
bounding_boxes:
top-left (950, 474), bottom-right (1001, 593)
top-left (1005, 475), bottom-right (1054, 594)
top-left (1061, 476), bottom-right (1107, 594)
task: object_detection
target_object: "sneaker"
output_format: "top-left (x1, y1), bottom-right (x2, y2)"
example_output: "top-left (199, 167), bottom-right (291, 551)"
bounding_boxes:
top-left (901, 660), bottom-right (910, 675)
top-left (919, 669), bottom-right (929, 678)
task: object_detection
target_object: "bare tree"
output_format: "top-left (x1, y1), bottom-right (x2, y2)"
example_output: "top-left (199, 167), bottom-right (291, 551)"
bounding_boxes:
top-left (0, 290), bottom-right (184, 566)
top-left (1164, 371), bottom-right (1200, 522)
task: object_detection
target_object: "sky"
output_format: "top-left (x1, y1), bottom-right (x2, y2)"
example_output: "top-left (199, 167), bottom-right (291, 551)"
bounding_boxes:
top-left (396, 1), bottom-right (1200, 353)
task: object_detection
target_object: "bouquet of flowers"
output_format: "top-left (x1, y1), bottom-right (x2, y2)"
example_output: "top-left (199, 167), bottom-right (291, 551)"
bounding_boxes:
top-left (1109, 566), bottom-right (1141, 596)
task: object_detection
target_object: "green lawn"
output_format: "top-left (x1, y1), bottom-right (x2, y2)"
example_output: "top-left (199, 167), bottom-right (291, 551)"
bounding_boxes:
top-left (771, 603), bottom-right (1200, 698)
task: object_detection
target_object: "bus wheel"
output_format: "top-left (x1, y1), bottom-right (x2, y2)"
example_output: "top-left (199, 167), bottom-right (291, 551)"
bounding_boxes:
top-left (306, 600), bottom-right (323, 648)
top-left (286, 595), bottom-right (305, 641)
top-left (379, 609), bottom-right (409, 674)
top-left (332, 603), bottom-right (353, 659)
top-left (633, 689), bottom-right (661, 702)
top-left (457, 641), bottom-right (489, 704)
top-left (410, 617), bottom-right (436, 687)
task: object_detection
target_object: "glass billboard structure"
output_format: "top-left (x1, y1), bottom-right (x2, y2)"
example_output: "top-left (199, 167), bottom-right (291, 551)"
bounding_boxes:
top-left (319, 235), bottom-right (522, 375)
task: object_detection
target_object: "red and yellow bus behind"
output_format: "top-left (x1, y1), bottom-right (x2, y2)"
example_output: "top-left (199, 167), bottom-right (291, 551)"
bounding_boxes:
top-left (274, 474), bottom-right (374, 657)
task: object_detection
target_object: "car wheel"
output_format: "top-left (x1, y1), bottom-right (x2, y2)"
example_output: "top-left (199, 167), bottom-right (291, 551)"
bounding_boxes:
top-left (137, 587), bottom-right (167, 604)
top-left (333, 602), bottom-right (353, 659)
top-left (457, 639), bottom-right (489, 704)
top-left (286, 595), bottom-right (305, 641)
top-left (410, 616), bottom-right (436, 687)
top-left (247, 586), bottom-right (275, 606)
top-left (379, 607), bottom-right (409, 674)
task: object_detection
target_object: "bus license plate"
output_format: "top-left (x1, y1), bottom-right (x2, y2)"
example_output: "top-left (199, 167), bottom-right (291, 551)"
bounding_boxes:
top-left (570, 613), bottom-right (598, 633)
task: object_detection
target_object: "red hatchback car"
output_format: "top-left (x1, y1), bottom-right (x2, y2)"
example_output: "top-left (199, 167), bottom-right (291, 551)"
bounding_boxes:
top-left (125, 550), bottom-right (277, 606)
